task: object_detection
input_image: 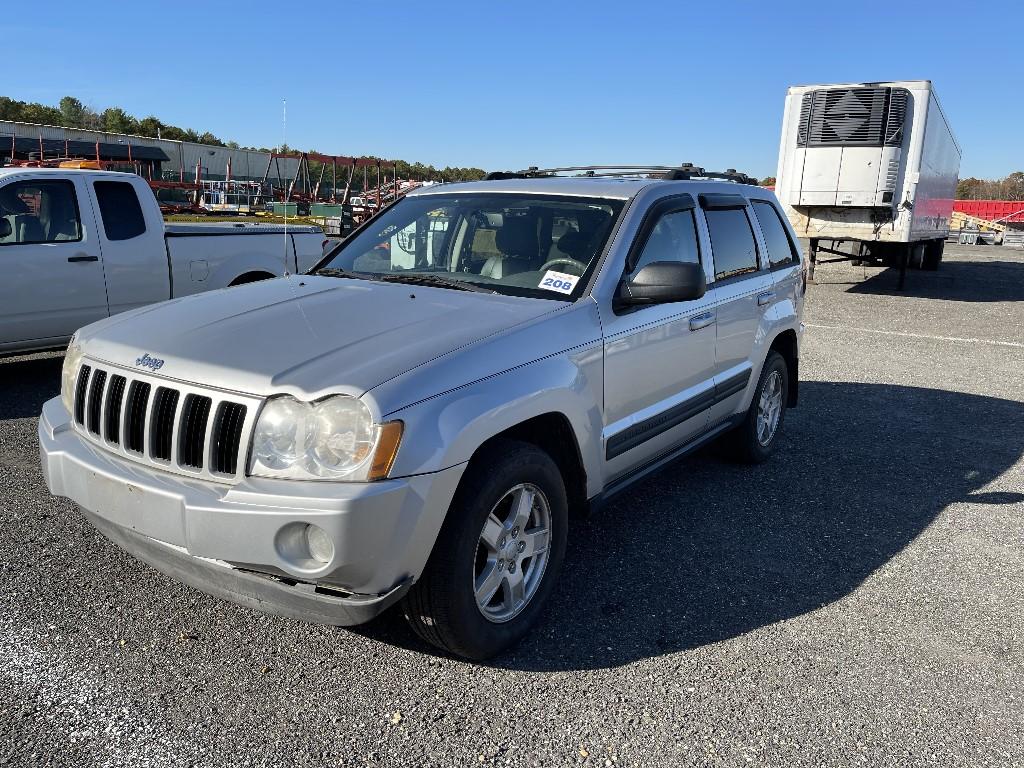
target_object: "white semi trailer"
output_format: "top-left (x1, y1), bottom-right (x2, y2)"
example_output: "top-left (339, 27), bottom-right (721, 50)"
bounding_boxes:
top-left (774, 80), bottom-right (960, 284)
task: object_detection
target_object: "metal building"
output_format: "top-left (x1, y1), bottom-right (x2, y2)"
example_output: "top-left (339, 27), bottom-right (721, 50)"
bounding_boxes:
top-left (0, 119), bottom-right (300, 183)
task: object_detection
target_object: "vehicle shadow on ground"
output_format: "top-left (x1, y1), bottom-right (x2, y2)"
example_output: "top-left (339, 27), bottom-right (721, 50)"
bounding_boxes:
top-left (356, 381), bottom-right (1024, 670)
top-left (0, 353), bottom-right (63, 421)
top-left (842, 257), bottom-right (1024, 302)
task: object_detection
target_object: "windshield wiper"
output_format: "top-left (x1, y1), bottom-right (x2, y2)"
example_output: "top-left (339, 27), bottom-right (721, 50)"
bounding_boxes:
top-left (371, 273), bottom-right (497, 294)
top-left (315, 267), bottom-right (372, 280)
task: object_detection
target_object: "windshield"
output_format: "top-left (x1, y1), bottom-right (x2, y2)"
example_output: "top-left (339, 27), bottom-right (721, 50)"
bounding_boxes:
top-left (318, 193), bottom-right (624, 300)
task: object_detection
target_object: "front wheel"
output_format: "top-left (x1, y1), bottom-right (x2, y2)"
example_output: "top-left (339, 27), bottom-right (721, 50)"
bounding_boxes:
top-left (723, 351), bottom-right (789, 464)
top-left (401, 440), bottom-right (568, 660)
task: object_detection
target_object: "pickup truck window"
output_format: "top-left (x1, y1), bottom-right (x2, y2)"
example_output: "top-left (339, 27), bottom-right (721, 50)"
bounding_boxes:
top-left (752, 200), bottom-right (798, 267)
top-left (319, 193), bottom-right (624, 300)
top-left (0, 179), bottom-right (82, 245)
top-left (629, 209), bottom-right (701, 277)
top-left (94, 181), bottom-right (146, 241)
top-left (705, 207), bottom-right (759, 281)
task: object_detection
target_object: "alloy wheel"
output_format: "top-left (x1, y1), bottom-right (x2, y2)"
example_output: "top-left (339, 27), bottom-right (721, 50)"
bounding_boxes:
top-left (473, 483), bottom-right (552, 623)
top-left (756, 370), bottom-right (784, 446)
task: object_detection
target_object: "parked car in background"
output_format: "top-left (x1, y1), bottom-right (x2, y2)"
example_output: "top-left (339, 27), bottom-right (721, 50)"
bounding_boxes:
top-left (39, 166), bottom-right (805, 659)
top-left (0, 168), bottom-right (324, 354)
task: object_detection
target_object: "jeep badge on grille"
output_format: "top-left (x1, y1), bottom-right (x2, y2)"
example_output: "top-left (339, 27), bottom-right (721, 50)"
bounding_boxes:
top-left (135, 353), bottom-right (165, 371)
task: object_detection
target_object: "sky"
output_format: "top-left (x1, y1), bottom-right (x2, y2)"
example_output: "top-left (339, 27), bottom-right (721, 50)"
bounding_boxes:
top-left (3, 1), bottom-right (1021, 179)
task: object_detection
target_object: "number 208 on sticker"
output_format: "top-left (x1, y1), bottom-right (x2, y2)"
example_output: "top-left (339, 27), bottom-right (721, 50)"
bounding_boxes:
top-left (538, 270), bottom-right (578, 294)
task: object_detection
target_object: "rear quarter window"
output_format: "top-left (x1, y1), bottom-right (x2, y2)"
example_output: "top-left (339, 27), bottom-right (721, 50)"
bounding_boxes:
top-left (752, 200), bottom-right (799, 267)
top-left (94, 181), bottom-right (147, 241)
top-left (704, 207), bottom-right (759, 281)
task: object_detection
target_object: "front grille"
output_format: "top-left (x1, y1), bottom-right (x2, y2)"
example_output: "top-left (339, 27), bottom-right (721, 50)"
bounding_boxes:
top-left (104, 375), bottom-right (126, 444)
top-left (211, 402), bottom-right (247, 475)
top-left (797, 87), bottom-right (909, 148)
top-left (86, 369), bottom-right (106, 435)
top-left (73, 365), bottom-right (91, 425)
top-left (178, 394), bottom-right (212, 469)
top-left (72, 361), bottom-right (257, 482)
top-left (125, 381), bottom-right (151, 453)
top-left (150, 387), bottom-right (180, 460)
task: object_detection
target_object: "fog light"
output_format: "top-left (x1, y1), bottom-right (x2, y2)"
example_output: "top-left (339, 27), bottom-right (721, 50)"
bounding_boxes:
top-left (305, 524), bottom-right (334, 564)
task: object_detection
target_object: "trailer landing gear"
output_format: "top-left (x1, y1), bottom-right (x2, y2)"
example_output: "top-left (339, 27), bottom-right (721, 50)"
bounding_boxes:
top-left (806, 239), bottom-right (931, 291)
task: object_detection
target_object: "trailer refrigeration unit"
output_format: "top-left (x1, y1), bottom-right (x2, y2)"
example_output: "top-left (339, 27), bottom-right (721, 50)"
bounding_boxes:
top-left (774, 80), bottom-right (960, 286)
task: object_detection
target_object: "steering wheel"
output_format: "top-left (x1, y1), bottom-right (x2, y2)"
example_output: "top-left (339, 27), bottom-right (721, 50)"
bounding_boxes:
top-left (539, 257), bottom-right (587, 275)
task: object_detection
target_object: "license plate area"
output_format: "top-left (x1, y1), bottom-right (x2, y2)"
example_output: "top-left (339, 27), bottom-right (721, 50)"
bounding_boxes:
top-left (81, 469), bottom-right (186, 547)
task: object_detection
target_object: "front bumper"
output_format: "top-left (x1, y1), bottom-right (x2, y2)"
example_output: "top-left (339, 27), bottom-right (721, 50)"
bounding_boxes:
top-left (38, 397), bottom-right (465, 626)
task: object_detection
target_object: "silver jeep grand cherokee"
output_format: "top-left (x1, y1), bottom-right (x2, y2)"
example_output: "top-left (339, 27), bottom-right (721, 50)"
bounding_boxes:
top-left (39, 165), bottom-right (805, 659)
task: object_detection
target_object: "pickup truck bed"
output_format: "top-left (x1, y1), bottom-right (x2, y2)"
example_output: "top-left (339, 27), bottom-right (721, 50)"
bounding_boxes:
top-left (0, 167), bottom-right (324, 353)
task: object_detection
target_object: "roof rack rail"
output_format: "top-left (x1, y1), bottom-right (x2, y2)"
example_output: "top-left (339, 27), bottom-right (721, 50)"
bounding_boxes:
top-left (483, 164), bottom-right (758, 185)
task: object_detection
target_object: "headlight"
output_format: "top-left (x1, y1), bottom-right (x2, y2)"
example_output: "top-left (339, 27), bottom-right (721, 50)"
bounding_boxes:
top-left (61, 335), bottom-right (84, 413)
top-left (250, 394), bottom-right (403, 481)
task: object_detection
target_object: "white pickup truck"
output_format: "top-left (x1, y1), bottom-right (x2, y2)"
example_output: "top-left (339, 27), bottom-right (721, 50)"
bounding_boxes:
top-left (0, 167), bottom-right (324, 354)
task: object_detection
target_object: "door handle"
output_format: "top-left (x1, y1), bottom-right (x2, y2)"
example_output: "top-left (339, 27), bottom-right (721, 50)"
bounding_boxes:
top-left (689, 311), bottom-right (715, 331)
top-left (68, 254), bottom-right (99, 263)
top-left (757, 291), bottom-right (775, 306)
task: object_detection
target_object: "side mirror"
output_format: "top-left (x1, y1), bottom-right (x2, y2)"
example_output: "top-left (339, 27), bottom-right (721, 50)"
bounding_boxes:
top-left (617, 261), bottom-right (706, 307)
top-left (0, 218), bottom-right (11, 240)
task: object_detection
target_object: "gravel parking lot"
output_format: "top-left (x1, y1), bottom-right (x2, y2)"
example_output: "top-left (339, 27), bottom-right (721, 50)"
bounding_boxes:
top-left (2, 242), bottom-right (1022, 767)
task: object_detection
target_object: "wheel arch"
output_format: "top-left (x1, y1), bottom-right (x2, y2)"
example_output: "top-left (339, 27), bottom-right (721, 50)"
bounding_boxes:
top-left (768, 328), bottom-right (799, 407)
top-left (229, 270), bottom-right (276, 286)
top-left (466, 413), bottom-right (589, 518)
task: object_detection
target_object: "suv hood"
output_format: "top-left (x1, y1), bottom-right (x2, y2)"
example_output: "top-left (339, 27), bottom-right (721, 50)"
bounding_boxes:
top-left (79, 276), bottom-right (562, 398)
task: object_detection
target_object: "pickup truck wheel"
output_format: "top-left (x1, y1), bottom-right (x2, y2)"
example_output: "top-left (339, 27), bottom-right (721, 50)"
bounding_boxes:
top-left (401, 440), bottom-right (568, 660)
top-left (229, 271), bottom-right (274, 286)
top-left (724, 351), bottom-right (788, 464)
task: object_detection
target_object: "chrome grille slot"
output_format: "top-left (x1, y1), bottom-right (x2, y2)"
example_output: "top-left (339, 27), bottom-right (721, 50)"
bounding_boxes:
top-left (150, 387), bottom-right (180, 461)
top-left (104, 375), bottom-right (127, 444)
top-left (71, 358), bottom-right (259, 484)
top-left (86, 369), bottom-right (107, 435)
top-left (178, 394), bottom-right (212, 469)
top-left (212, 402), bottom-right (247, 475)
top-left (125, 381), bottom-right (151, 453)
top-left (73, 364), bottom-right (91, 425)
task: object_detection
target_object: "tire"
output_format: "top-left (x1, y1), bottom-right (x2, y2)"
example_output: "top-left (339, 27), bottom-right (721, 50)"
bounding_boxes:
top-left (909, 243), bottom-right (927, 270)
top-left (922, 239), bottom-right (944, 271)
top-left (723, 351), bottom-right (789, 464)
top-left (401, 440), bottom-right (568, 660)
top-left (229, 271), bottom-right (274, 286)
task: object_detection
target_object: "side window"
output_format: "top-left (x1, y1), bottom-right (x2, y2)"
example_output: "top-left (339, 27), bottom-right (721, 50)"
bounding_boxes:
top-left (0, 179), bottom-right (82, 245)
top-left (704, 207), bottom-right (759, 281)
top-left (94, 181), bottom-right (146, 241)
top-left (752, 201), bottom-right (799, 267)
top-left (630, 209), bottom-right (700, 276)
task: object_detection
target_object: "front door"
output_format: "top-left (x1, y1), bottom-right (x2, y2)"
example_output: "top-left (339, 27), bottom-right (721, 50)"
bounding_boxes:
top-left (602, 200), bottom-right (718, 481)
top-left (0, 176), bottom-right (107, 348)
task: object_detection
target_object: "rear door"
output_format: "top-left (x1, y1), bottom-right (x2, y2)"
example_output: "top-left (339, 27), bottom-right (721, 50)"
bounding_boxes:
top-left (90, 177), bottom-right (169, 314)
top-left (699, 193), bottom-right (775, 427)
top-left (601, 195), bottom-right (718, 480)
top-left (0, 174), bottom-right (108, 348)
top-left (750, 198), bottom-right (803, 314)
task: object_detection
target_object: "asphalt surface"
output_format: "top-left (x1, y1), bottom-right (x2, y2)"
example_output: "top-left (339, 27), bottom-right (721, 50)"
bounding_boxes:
top-left (2, 242), bottom-right (1022, 767)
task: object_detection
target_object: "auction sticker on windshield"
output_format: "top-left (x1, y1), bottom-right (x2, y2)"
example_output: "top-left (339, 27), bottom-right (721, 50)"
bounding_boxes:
top-left (538, 270), bottom-right (578, 294)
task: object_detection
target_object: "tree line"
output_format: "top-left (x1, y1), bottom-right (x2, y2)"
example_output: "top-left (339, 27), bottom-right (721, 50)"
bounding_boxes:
top-left (956, 173), bottom-right (1024, 201)
top-left (0, 95), bottom-right (487, 182)
top-left (6, 96), bottom-right (1019, 195)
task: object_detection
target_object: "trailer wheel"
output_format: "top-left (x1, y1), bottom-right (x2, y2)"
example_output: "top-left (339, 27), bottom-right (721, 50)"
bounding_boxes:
top-left (909, 243), bottom-right (927, 270)
top-left (922, 239), bottom-right (944, 271)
